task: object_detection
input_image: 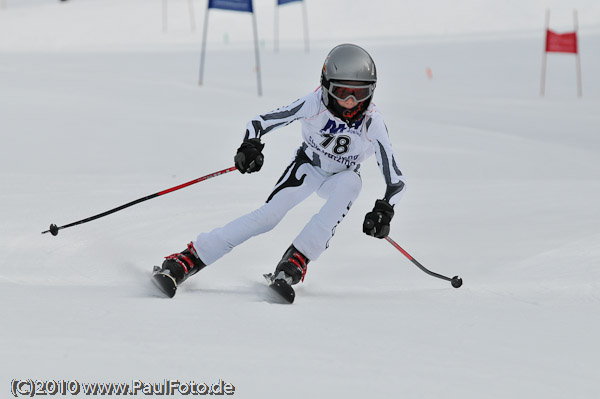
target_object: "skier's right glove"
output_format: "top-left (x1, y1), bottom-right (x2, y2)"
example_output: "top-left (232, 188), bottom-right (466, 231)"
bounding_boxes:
top-left (234, 138), bottom-right (265, 174)
top-left (362, 199), bottom-right (394, 239)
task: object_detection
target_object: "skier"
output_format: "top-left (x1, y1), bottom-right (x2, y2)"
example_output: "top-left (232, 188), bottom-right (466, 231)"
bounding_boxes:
top-left (154, 43), bottom-right (406, 301)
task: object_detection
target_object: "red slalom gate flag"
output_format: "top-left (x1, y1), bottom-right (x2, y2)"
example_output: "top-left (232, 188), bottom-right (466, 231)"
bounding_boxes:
top-left (545, 30), bottom-right (578, 53)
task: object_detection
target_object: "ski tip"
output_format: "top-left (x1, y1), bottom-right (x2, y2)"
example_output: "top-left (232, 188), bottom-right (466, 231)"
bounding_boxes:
top-left (269, 279), bottom-right (295, 304)
top-left (152, 267), bottom-right (177, 298)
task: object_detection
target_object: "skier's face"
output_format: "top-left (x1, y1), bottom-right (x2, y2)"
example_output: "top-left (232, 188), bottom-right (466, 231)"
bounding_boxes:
top-left (336, 96), bottom-right (359, 109)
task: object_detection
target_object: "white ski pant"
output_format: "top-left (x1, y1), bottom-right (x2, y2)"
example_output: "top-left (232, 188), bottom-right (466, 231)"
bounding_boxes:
top-left (194, 160), bottom-right (362, 265)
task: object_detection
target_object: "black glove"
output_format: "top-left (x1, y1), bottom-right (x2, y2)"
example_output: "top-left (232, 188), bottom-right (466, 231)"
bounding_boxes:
top-left (363, 199), bottom-right (394, 239)
top-left (234, 138), bottom-right (264, 174)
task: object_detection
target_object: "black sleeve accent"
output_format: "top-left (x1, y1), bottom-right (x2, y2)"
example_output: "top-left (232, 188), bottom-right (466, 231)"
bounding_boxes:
top-left (377, 140), bottom-right (405, 203)
top-left (252, 120), bottom-right (287, 138)
top-left (377, 140), bottom-right (403, 184)
top-left (384, 181), bottom-right (405, 203)
top-left (260, 102), bottom-right (305, 120)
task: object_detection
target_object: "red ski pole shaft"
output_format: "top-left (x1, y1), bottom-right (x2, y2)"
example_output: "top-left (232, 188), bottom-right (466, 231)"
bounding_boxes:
top-left (42, 166), bottom-right (237, 236)
top-left (384, 236), bottom-right (463, 288)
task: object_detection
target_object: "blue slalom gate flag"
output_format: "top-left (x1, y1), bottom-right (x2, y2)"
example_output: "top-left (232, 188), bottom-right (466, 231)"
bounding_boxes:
top-left (208, 0), bottom-right (253, 13)
top-left (201, 0), bottom-right (262, 95)
top-left (274, 0), bottom-right (309, 53)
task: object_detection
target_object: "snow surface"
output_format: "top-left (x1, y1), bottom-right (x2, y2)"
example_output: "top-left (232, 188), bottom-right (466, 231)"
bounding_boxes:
top-left (1, 1), bottom-right (599, 398)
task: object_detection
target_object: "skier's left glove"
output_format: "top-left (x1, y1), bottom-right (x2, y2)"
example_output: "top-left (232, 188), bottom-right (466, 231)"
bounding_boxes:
top-left (363, 199), bottom-right (394, 239)
top-left (234, 138), bottom-right (264, 174)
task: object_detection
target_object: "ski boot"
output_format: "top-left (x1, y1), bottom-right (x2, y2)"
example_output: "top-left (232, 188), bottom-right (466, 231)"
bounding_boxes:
top-left (152, 242), bottom-right (206, 298)
top-left (264, 245), bottom-right (309, 304)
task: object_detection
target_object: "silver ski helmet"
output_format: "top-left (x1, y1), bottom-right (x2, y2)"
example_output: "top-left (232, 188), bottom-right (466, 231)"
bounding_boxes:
top-left (321, 44), bottom-right (377, 125)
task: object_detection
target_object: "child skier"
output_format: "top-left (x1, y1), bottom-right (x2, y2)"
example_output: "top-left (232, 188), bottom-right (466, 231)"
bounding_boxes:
top-left (154, 43), bottom-right (406, 301)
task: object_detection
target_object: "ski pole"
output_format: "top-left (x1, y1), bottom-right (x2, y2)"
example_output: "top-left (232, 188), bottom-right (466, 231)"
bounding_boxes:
top-left (42, 166), bottom-right (238, 236)
top-left (384, 235), bottom-right (463, 288)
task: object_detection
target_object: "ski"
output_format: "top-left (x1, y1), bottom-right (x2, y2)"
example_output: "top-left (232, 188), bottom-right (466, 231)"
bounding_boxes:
top-left (152, 266), bottom-right (177, 298)
top-left (263, 273), bottom-right (295, 304)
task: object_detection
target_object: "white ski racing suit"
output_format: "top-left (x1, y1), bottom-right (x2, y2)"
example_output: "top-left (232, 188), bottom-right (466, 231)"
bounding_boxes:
top-left (194, 88), bottom-right (405, 265)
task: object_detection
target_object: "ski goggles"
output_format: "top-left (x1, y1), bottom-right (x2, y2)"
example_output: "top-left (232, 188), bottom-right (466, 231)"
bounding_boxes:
top-left (327, 82), bottom-right (375, 102)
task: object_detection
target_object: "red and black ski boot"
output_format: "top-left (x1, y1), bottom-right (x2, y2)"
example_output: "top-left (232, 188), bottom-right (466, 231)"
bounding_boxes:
top-left (152, 242), bottom-right (206, 298)
top-left (264, 245), bottom-right (309, 304)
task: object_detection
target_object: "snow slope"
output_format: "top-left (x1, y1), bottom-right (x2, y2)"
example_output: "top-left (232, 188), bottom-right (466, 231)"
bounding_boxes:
top-left (1, 1), bottom-right (599, 398)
